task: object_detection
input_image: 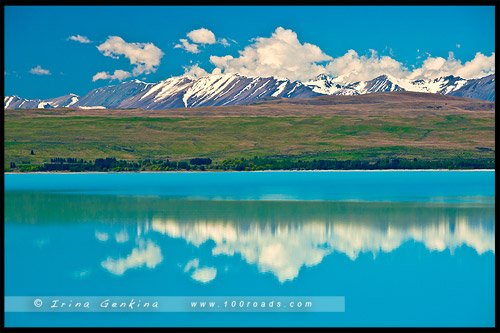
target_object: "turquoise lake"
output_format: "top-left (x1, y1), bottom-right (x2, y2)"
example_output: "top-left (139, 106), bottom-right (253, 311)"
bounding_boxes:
top-left (4, 171), bottom-right (495, 327)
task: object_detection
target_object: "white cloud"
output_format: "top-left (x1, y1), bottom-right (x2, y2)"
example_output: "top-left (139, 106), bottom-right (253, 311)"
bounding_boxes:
top-left (29, 65), bottom-right (51, 75)
top-left (92, 69), bottom-right (132, 82)
top-left (182, 64), bottom-right (209, 78)
top-left (68, 35), bottom-right (91, 43)
top-left (175, 28), bottom-right (229, 53)
top-left (95, 36), bottom-right (164, 81)
top-left (174, 39), bottom-right (200, 54)
top-left (320, 49), bottom-right (494, 82)
top-left (210, 27), bottom-right (332, 81)
top-left (184, 27), bottom-right (494, 82)
top-left (454, 52), bottom-right (495, 78)
top-left (325, 49), bottom-right (407, 82)
top-left (406, 51), bottom-right (495, 80)
top-left (209, 55), bottom-right (233, 69)
top-left (187, 28), bottom-right (216, 45)
top-left (92, 72), bottom-right (110, 82)
top-left (211, 67), bottom-right (222, 75)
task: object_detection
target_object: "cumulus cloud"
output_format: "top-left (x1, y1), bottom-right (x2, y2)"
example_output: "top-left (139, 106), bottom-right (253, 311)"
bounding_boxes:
top-left (92, 69), bottom-right (132, 82)
top-left (210, 27), bottom-right (332, 81)
top-left (406, 51), bottom-right (495, 80)
top-left (183, 27), bottom-right (494, 82)
top-left (187, 28), bottom-right (216, 45)
top-left (175, 28), bottom-right (230, 53)
top-left (29, 65), bottom-right (51, 75)
top-left (68, 35), bottom-right (91, 43)
top-left (182, 64), bottom-right (209, 78)
top-left (94, 36), bottom-right (164, 81)
top-left (326, 49), bottom-right (494, 82)
top-left (325, 49), bottom-right (406, 82)
top-left (174, 38), bottom-right (200, 54)
top-left (455, 52), bottom-right (495, 78)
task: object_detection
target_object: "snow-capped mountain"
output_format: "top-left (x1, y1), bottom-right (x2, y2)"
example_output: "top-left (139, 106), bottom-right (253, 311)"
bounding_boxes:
top-left (72, 79), bottom-right (153, 109)
top-left (4, 72), bottom-right (495, 110)
top-left (303, 74), bottom-right (478, 97)
top-left (447, 74), bottom-right (495, 101)
top-left (117, 73), bottom-right (320, 109)
top-left (4, 93), bottom-right (79, 109)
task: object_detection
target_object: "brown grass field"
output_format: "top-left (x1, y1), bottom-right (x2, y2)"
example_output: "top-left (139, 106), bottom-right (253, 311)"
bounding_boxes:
top-left (4, 92), bottom-right (495, 166)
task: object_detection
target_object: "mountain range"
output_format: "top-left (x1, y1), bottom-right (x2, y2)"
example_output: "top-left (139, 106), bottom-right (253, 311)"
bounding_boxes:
top-left (4, 73), bottom-right (495, 110)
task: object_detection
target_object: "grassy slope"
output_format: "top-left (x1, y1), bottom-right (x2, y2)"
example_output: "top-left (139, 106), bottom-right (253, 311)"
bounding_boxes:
top-left (4, 113), bottom-right (495, 167)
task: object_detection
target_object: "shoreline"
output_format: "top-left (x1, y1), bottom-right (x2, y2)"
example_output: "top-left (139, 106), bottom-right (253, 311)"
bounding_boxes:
top-left (4, 169), bottom-right (495, 175)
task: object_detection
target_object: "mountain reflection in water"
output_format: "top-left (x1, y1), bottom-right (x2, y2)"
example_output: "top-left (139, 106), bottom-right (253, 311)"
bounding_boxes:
top-left (150, 215), bottom-right (494, 283)
top-left (6, 192), bottom-right (493, 283)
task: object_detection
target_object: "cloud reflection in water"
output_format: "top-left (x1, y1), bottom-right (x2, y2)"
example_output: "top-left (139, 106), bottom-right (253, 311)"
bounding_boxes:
top-left (101, 240), bottom-right (163, 276)
top-left (151, 216), bottom-right (494, 283)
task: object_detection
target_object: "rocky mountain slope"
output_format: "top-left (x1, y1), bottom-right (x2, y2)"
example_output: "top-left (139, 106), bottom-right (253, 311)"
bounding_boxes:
top-left (4, 73), bottom-right (495, 110)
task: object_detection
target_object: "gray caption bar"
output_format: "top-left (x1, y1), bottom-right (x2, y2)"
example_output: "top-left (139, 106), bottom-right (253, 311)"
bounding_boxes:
top-left (5, 296), bottom-right (345, 313)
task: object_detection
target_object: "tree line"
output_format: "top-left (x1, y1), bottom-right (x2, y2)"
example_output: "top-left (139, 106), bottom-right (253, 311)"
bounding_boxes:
top-left (5, 156), bottom-right (495, 172)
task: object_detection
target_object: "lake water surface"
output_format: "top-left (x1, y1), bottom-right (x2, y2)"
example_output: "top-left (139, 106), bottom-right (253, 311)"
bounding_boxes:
top-left (4, 171), bottom-right (495, 327)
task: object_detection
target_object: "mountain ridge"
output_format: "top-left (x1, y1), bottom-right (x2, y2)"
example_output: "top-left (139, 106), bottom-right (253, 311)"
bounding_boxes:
top-left (4, 73), bottom-right (495, 110)
top-left (6, 91), bottom-right (494, 119)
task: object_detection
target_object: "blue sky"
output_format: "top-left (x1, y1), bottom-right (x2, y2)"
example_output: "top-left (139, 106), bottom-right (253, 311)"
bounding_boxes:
top-left (4, 5), bottom-right (495, 99)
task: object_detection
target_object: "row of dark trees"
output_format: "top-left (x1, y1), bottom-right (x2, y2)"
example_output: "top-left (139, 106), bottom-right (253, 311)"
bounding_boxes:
top-left (8, 156), bottom-right (495, 172)
top-left (219, 157), bottom-right (495, 171)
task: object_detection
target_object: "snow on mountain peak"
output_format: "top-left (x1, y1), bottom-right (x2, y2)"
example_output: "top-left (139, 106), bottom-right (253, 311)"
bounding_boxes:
top-left (4, 72), bottom-right (494, 110)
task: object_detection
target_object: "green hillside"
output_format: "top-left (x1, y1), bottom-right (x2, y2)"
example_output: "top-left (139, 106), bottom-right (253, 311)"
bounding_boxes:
top-left (4, 113), bottom-right (495, 169)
